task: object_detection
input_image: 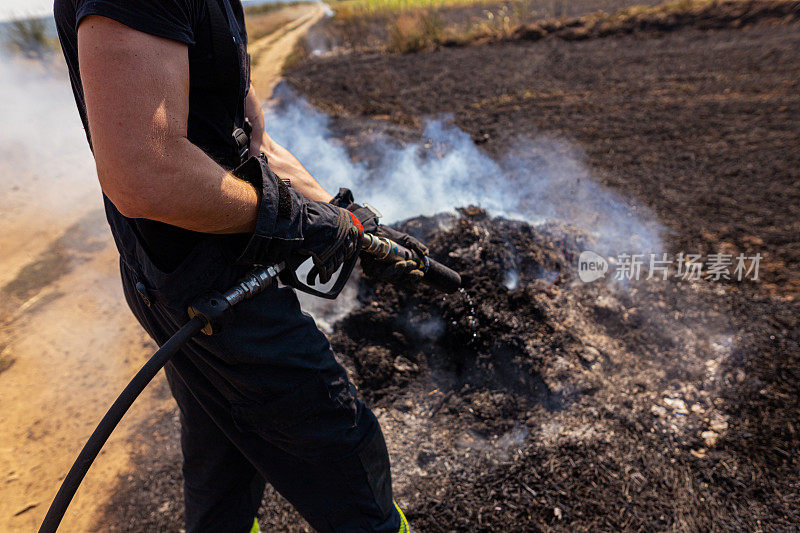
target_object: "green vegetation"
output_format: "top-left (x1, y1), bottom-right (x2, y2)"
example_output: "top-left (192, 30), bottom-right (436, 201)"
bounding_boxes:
top-left (3, 18), bottom-right (58, 59)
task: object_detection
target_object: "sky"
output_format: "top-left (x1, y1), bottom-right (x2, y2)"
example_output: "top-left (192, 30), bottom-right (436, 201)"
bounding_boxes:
top-left (0, 0), bottom-right (53, 23)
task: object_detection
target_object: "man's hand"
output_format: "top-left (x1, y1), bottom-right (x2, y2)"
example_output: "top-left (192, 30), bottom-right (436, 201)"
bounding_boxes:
top-left (230, 154), bottom-right (361, 277)
top-left (300, 203), bottom-right (363, 285)
top-left (330, 189), bottom-right (429, 283)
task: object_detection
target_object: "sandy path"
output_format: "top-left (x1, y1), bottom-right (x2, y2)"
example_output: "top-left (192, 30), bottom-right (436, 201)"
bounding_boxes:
top-left (0, 228), bottom-right (170, 532)
top-left (0, 8), bottom-right (322, 531)
top-left (249, 3), bottom-right (326, 99)
top-left (0, 55), bottom-right (165, 531)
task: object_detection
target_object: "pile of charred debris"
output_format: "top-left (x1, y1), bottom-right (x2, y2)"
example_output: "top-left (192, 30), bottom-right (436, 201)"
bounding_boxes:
top-left (330, 207), bottom-right (797, 530)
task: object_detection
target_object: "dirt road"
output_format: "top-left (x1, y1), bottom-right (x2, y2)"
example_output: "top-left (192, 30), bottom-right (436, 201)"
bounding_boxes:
top-left (249, 3), bottom-right (327, 99)
top-left (0, 6), bottom-right (322, 531)
top-left (0, 58), bottom-right (165, 530)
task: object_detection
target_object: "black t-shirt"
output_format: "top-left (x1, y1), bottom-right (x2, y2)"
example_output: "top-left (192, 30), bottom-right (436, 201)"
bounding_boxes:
top-left (54, 0), bottom-right (250, 271)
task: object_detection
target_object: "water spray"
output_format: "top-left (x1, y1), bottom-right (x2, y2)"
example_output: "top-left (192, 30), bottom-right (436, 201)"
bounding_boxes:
top-left (38, 234), bottom-right (460, 533)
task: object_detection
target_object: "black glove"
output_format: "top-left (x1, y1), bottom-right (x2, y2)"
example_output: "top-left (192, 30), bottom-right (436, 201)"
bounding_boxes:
top-left (330, 188), bottom-right (429, 283)
top-left (301, 201), bottom-right (363, 285)
top-left (233, 157), bottom-right (362, 284)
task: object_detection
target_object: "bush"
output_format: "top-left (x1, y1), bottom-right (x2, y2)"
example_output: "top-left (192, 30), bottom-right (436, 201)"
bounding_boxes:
top-left (387, 10), bottom-right (444, 52)
top-left (4, 18), bottom-right (57, 59)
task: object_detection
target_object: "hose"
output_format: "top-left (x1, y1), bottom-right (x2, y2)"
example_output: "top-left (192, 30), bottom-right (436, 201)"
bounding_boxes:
top-left (38, 316), bottom-right (205, 533)
top-left (36, 239), bottom-right (460, 531)
top-left (38, 263), bottom-right (285, 533)
top-left (360, 233), bottom-right (461, 293)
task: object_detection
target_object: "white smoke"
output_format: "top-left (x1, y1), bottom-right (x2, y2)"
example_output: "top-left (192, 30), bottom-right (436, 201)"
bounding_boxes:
top-left (0, 59), bottom-right (96, 201)
top-left (265, 84), bottom-right (662, 258)
top-left (0, 49), bottom-right (662, 330)
top-left (319, 1), bottom-right (335, 18)
top-left (0, 55), bottom-right (99, 285)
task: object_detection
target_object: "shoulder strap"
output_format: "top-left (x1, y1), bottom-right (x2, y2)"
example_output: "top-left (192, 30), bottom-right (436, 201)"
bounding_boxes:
top-left (206, 0), bottom-right (242, 125)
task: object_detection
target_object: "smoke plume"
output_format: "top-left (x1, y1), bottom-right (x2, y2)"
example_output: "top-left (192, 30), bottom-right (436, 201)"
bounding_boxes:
top-left (265, 83), bottom-right (663, 258)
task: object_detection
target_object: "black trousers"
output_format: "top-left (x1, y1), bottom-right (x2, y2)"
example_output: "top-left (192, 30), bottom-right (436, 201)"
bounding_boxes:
top-left (120, 257), bottom-right (400, 533)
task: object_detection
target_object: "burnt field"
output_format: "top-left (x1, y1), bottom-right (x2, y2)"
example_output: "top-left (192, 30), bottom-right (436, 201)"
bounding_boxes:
top-left (98, 6), bottom-right (798, 532)
top-left (287, 11), bottom-right (799, 530)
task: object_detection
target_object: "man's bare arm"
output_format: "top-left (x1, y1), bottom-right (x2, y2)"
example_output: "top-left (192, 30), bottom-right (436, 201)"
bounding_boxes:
top-left (245, 85), bottom-right (333, 202)
top-left (79, 16), bottom-right (258, 234)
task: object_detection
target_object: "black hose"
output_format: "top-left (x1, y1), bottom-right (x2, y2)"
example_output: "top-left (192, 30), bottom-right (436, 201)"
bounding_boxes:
top-left (38, 316), bottom-right (205, 533)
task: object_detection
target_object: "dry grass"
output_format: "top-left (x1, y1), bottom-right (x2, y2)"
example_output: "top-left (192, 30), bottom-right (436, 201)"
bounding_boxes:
top-left (325, 0), bottom-right (670, 53)
top-left (333, 0), bottom-right (501, 18)
top-left (380, 0), bottom-right (545, 51)
top-left (387, 10), bottom-right (445, 51)
top-left (448, 1), bottom-right (534, 41)
top-left (332, 0), bottom-right (800, 53)
top-left (326, 0), bottom-right (546, 51)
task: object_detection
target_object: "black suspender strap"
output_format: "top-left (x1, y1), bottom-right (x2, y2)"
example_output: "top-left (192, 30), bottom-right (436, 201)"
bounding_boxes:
top-left (206, 0), bottom-right (243, 127)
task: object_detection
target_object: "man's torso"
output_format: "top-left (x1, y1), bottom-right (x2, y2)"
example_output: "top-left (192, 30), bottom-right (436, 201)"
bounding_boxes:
top-left (54, 0), bottom-right (250, 271)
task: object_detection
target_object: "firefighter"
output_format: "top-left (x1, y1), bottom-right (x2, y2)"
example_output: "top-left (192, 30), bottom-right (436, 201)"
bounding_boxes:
top-left (54, 0), bottom-right (420, 531)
